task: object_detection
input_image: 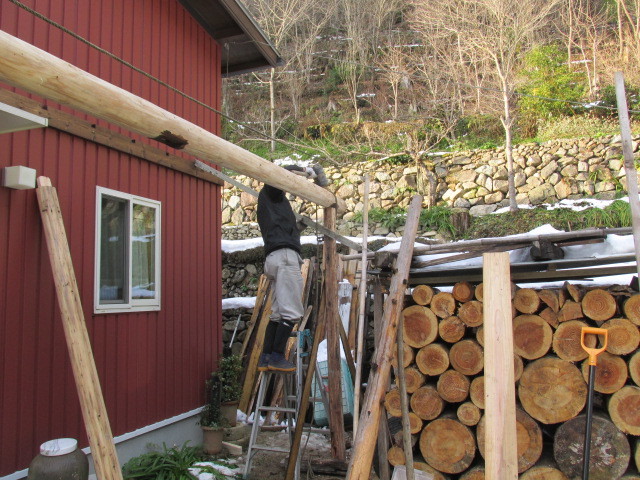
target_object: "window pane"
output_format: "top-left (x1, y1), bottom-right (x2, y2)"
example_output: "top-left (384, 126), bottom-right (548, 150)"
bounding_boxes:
top-left (131, 204), bottom-right (157, 299)
top-left (100, 196), bottom-right (127, 303)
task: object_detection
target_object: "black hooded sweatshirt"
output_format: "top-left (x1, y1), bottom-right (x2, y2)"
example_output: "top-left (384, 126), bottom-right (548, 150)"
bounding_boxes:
top-left (257, 184), bottom-right (301, 257)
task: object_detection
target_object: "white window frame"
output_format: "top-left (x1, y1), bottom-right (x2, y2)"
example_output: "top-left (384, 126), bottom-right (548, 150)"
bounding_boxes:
top-left (95, 187), bottom-right (161, 313)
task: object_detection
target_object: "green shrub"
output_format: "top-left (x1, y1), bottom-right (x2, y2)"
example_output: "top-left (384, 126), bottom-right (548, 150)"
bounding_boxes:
top-left (218, 355), bottom-right (243, 403)
top-left (419, 207), bottom-right (456, 237)
top-left (121, 443), bottom-right (223, 480)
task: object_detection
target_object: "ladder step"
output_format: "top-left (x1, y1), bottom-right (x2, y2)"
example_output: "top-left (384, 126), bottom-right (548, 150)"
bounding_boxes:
top-left (250, 445), bottom-right (292, 454)
top-left (258, 406), bottom-right (297, 413)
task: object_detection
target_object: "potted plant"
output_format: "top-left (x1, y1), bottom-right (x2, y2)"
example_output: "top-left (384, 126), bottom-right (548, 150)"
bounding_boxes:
top-left (199, 373), bottom-right (227, 455)
top-left (218, 354), bottom-right (243, 427)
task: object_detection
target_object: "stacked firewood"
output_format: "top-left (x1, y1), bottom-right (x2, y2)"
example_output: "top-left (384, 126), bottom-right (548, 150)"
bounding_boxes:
top-left (385, 281), bottom-right (640, 479)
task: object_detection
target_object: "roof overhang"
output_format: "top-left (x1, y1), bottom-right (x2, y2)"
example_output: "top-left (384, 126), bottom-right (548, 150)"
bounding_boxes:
top-left (0, 101), bottom-right (47, 134)
top-left (179, 0), bottom-right (282, 77)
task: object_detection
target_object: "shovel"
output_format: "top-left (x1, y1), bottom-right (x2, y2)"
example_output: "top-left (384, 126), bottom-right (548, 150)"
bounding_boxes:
top-left (580, 326), bottom-right (608, 480)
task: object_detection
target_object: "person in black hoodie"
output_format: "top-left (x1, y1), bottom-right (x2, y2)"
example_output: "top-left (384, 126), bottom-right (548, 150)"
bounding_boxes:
top-left (256, 164), bottom-right (328, 372)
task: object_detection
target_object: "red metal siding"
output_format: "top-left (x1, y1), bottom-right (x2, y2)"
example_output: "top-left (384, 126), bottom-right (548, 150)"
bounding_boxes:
top-left (0, 0), bottom-right (223, 475)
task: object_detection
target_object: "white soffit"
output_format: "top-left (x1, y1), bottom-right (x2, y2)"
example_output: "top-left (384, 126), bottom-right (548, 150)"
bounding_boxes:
top-left (0, 101), bottom-right (48, 134)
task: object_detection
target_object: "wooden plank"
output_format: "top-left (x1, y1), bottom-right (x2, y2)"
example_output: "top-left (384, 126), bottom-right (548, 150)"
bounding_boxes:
top-left (324, 206), bottom-right (347, 461)
top-left (0, 31), bottom-right (337, 207)
top-left (0, 89), bottom-right (222, 185)
top-left (615, 71), bottom-right (640, 281)
top-left (346, 195), bottom-right (423, 480)
top-left (239, 275), bottom-right (271, 358)
top-left (396, 311), bottom-right (415, 480)
top-left (373, 280), bottom-right (391, 480)
top-left (483, 252), bottom-right (518, 480)
top-left (36, 177), bottom-right (123, 480)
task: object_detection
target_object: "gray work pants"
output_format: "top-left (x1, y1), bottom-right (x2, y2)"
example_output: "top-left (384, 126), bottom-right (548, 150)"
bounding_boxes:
top-left (264, 248), bottom-right (304, 323)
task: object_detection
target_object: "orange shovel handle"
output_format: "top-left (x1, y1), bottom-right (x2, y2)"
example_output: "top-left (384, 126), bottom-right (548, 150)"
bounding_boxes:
top-left (581, 327), bottom-right (608, 366)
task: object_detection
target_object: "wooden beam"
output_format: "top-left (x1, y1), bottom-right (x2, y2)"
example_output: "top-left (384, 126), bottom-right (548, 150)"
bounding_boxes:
top-left (346, 195), bottom-right (423, 480)
top-left (36, 177), bottom-right (123, 480)
top-left (615, 71), bottom-right (640, 281)
top-left (0, 31), bottom-right (337, 207)
top-left (0, 89), bottom-right (222, 185)
top-left (324, 206), bottom-right (347, 461)
top-left (483, 252), bottom-right (518, 480)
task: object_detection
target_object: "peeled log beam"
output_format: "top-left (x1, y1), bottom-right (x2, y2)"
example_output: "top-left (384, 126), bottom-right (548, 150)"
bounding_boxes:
top-left (513, 288), bottom-right (541, 314)
top-left (431, 292), bottom-right (456, 319)
top-left (552, 320), bottom-right (595, 362)
top-left (411, 385), bottom-right (444, 421)
top-left (412, 285), bottom-right (435, 306)
top-left (623, 294), bottom-right (640, 325)
top-left (449, 339), bottom-right (484, 375)
top-left (582, 288), bottom-right (617, 321)
top-left (0, 32), bottom-right (337, 208)
top-left (477, 409), bottom-right (543, 473)
top-left (458, 301), bottom-right (483, 327)
top-left (538, 290), bottom-right (560, 314)
top-left (419, 418), bottom-right (476, 474)
top-left (403, 367), bottom-right (426, 394)
top-left (513, 315), bottom-right (553, 360)
top-left (518, 356), bottom-right (587, 424)
top-left (452, 282), bottom-right (475, 302)
top-left (609, 385), bottom-right (640, 435)
top-left (557, 300), bottom-right (583, 323)
top-left (401, 305), bottom-right (438, 348)
top-left (602, 317), bottom-right (640, 355)
top-left (470, 376), bottom-right (485, 409)
top-left (629, 351), bottom-right (640, 387)
top-left (457, 402), bottom-right (481, 426)
top-left (580, 351), bottom-right (628, 394)
top-left (416, 343), bottom-right (450, 376)
top-left (439, 316), bottom-right (466, 343)
top-left (553, 413), bottom-right (630, 480)
top-left (437, 369), bottom-right (470, 403)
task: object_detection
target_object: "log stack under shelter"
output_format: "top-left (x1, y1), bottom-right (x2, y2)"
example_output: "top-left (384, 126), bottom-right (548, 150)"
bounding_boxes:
top-left (385, 280), bottom-right (640, 479)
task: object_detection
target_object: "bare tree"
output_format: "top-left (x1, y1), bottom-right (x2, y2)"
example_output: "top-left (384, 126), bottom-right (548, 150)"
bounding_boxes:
top-left (409, 0), bottom-right (562, 211)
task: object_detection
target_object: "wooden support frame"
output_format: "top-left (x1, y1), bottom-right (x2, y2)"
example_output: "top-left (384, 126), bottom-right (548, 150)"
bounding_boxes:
top-left (346, 195), bottom-right (423, 480)
top-left (36, 177), bottom-right (123, 480)
top-left (0, 31), bottom-right (337, 207)
top-left (483, 252), bottom-right (518, 479)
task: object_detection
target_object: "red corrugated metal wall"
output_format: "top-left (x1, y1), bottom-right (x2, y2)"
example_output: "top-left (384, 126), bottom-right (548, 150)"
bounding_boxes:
top-left (0, 1), bottom-right (223, 475)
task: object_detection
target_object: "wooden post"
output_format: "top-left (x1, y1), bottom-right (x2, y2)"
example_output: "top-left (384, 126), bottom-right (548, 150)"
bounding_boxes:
top-left (36, 177), bottom-right (123, 480)
top-left (347, 195), bottom-right (423, 480)
top-left (353, 173), bottom-right (370, 435)
top-left (483, 252), bottom-right (518, 480)
top-left (396, 315), bottom-right (415, 480)
top-left (374, 280), bottom-right (391, 480)
top-left (615, 71), bottom-right (640, 281)
top-left (324, 206), bottom-right (347, 461)
top-left (0, 31), bottom-right (336, 207)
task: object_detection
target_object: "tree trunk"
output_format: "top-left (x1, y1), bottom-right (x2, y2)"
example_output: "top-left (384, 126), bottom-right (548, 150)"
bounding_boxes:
top-left (557, 300), bottom-right (583, 323)
top-left (412, 285), bottom-right (434, 306)
top-left (410, 385), bottom-right (444, 421)
top-left (449, 339), bottom-right (484, 376)
top-left (553, 413), bottom-right (631, 479)
top-left (419, 417), bottom-right (477, 474)
top-left (415, 343), bottom-right (450, 376)
top-left (437, 369), bottom-right (470, 403)
top-left (518, 356), bottom-right (587, 424)
top-left (403, 367), bottom-right (426, 394)
top-left (623, 294), bottom-right (640, 325)
top-left (270, 68), bottom-right (276, 153)
top-left (513, 315), bottom-right (553, 360)
top-left (470, 376), bottom-right (485, 409)
top-left (477, 408), bottom-right (543, 473)
top-left (458, 300), bottom-right (483, 327)
top-left (538, 289), bottom-right (560, 313)
top-left (500, 78), bottom-right (518, 212)
top-left (580, 351), bottom-right (627, 394)
top-left (439, 316), bottom-right (466, 343)
top-left (602, 317), bottom-right (640, 355)
top-left (552, 320), bottom-right (594, 362)
top-left (453, 281), bottom-right (475, 302)
top-left (609, 385), bottom-right (640, 435)
top-left (514, 288), bottom-right (541, 314)
top-left (431, 292), bottom-right (456, 318)
top-left (402, 305), bottom-right (438, 348)
top-left (582, 288), bottom-right (617, 321)
top-left (457, 402), bottom-right (481, 426)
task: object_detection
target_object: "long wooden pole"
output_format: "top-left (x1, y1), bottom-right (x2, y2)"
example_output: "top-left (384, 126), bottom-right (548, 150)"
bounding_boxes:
top-left (36, 177), bottom-right (123, 480)
top-left (353, 173), bottom-right (370, 435)
top-left (615, 71), bottom-right (640, 281)
top-left (0, 30), bottom-right (336, 207)
top-left (346, 195), bottom-right (423, 480)
top-left (483, 252), bottom-right (518, 480)
top-left (396, 315), bottom-right (415, 480)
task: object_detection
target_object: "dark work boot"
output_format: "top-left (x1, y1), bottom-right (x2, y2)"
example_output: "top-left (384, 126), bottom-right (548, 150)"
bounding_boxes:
top-left (257, 353), bottom-right (271, 372)
top-left (258, 321), bottom-right (279, 372)
top-left (268, 321), bottom-right (295, 373)
top-left (268, 352), bottom-right (295, 373)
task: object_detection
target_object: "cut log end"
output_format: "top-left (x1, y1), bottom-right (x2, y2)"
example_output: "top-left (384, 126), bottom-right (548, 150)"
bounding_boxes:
top-left (514, 288), bottom-right (541, 314)
top-left (419, 418), bottom-right (476, 474)
top-left (513, 315), bottom-right (553, 360)
top-left (439, 315), bottom-right (466, 343)
top-left (402, 305), bottom-right (438, 348)
top-left (582, 288), bottom-right (617, 321)
top-left (412, 284), bottom-right (434, 306)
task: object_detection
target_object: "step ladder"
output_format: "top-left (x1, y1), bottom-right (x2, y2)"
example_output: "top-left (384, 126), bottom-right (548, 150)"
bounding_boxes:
top-left (243, 330), bottom-right (330, 480)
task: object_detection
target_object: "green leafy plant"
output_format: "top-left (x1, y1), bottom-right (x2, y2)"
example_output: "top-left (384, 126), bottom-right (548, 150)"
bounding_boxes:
top-left (199, 373), bottom-right (227, 429)
top-left (218, 354), bottom-right (243, 403)
top-left (369, 207), bottom-right (407, 230)
top-left (419, 206), bottom-right (456, 238)
top-left (121, 443), bottom-right (221, 480)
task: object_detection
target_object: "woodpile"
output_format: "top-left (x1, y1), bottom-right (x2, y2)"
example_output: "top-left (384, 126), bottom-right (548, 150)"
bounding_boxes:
top-left (385, 281), bottom-right (640, 478)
